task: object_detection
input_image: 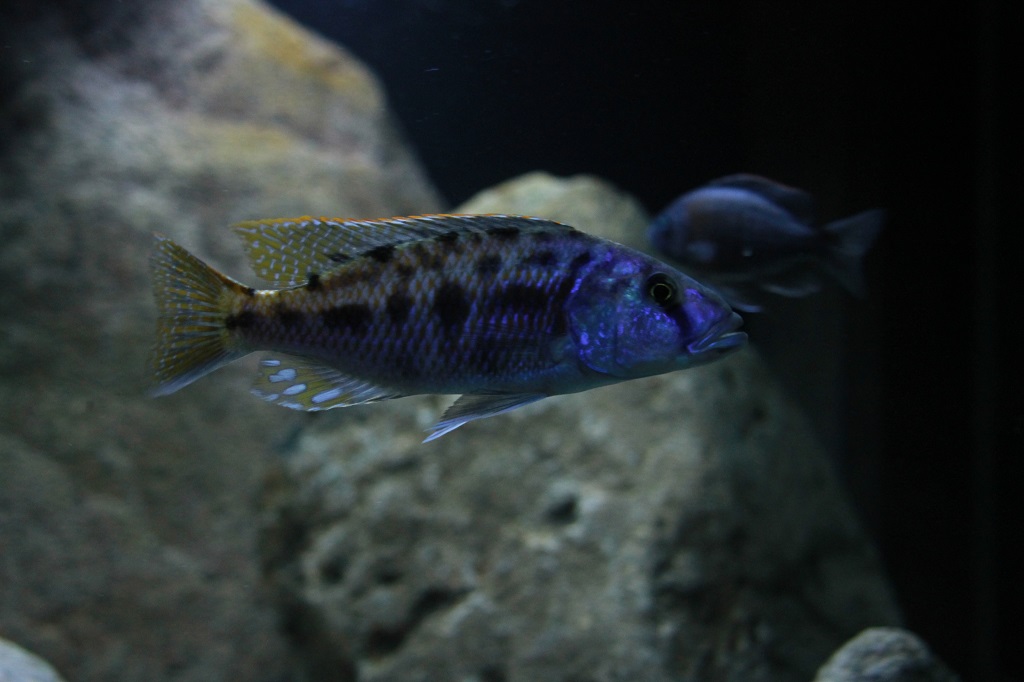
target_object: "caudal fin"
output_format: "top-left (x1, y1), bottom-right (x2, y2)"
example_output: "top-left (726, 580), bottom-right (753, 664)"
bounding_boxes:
top-left (149, 234), bottom-right (249, 397)
top-left (822, 209), bottom-right (885, 296)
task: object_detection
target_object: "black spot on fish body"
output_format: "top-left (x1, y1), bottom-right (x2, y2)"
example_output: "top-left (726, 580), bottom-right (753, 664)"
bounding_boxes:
top-left (476, 254), bottom-right (503, 276)
top-left (433, 281), bottom-right (470, 331)
top-left (395, 263), bottom-right (415, 280)
top-left (244, 287), bottom-right (256, 297)
top-left (434, 230), bottom-right (464, 256)
top-left (486, 225), bottom-right (521, 240)
top-left (364, 244), bottom-right (396, 263)
top-left (305, 272), bottom-right (322, 291)
top-left (386, 293), bottom-right (414, 325)
top-left (521, 250), bottom-right (558, 269)
top-left (568, 250), bottom-right (594, 271)
top-left (225, 310), bottom-right (257, 330)
top-left (275, 304), bottom-right (303, 329)
top-left (328, 252), bottom-right (351, 264)
top-left (497, 283), bottom-right (550, 316)
top-left (545, 250), bottom-right (594, 309)
top-left (321, 304), bottom-right (373, 332)
top-left (549, 310), bottom-right (569, 337)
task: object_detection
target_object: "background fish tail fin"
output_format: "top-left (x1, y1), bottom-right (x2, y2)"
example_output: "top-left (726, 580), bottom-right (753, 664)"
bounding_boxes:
top-left (822, 208), bottom-right (886, 296)
top-left (148, 234), bottom-right (249, 396)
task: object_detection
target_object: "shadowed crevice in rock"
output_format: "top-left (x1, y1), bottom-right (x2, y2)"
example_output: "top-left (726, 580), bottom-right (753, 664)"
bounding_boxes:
top-left (279, 596), bottom-right (359, 682)
top-left (365, 587), bottom-right (471, 658)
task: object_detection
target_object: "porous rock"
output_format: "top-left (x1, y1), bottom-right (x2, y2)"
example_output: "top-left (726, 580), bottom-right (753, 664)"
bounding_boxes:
top-left (0, 1), bottom-right (440, 680)
top-left (258, 172), bottom-right (902, 681)
top-left (814, 627), bottom-right (960, 682)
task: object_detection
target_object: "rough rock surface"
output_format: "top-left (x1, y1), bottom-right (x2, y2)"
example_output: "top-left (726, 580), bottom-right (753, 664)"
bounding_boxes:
top-left (0, 638), bottom-right (67, 682)
top-left (814, 628), bottom-right (960, 682)
top-left (0, 1), bottom-right (441, 681)
top-left (257, 172), bottom-right (902, 682)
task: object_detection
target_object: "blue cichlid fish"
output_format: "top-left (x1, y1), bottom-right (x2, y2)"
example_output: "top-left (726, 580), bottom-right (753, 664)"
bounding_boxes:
top-left (150, 214), bottom-right (746, 441)
top-left (647, 174), bottom-right (885, 312)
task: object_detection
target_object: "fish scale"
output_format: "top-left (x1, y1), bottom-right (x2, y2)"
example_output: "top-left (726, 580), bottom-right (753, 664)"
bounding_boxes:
top-left (149, 213), bottom-right (745, 441)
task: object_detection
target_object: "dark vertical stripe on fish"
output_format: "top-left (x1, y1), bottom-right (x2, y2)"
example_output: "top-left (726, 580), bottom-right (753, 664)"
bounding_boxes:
top-left (521, 250), bottom-right (558, 268)
top-left (386, 293), bottom-right (414, 326)
top-left (321, 304), bottom-right (373, 332)
top-left (275, 305), bottom-right (303, 328)
top-left (225, 310), bottom-right (257, 330)
top-left (496, 283), bottom-right (550, 315)
top-left (477, 254), bottom-right (503, 276)
top-left (434, 281), bottom-right (470, 331)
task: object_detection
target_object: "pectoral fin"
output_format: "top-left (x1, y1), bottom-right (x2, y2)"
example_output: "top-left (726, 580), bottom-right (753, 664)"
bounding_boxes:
top-left (424, 392), bottom-right (547, 443)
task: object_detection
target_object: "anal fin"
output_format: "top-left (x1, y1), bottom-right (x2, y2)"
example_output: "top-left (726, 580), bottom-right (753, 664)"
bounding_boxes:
top-left (252, 356), bottom-right (403, 411)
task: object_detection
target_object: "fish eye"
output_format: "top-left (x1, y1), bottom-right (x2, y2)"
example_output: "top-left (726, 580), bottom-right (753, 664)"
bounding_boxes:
top-left (645, 273), bottom-right (678, 306)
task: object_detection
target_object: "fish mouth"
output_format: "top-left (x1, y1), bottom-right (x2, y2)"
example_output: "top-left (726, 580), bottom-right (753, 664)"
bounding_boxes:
top-left (689, 312), bottom-right (747, 355)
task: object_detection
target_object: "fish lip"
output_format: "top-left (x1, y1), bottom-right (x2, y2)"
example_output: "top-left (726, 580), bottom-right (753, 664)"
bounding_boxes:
top-left (689, 312), bottom-right (747, 354)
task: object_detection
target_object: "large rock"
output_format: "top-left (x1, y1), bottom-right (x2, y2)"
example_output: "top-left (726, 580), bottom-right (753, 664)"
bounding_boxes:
top-left (257, 172), bottom-right (902, 681)
top-left (0, 1), bottom-right (441, 680)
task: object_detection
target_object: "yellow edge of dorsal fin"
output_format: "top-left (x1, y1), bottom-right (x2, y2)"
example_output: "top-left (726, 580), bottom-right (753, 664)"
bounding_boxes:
top-left (229, 214), bottom-right (567, 286)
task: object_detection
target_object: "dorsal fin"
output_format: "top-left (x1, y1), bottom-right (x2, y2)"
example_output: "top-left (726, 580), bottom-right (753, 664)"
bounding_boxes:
top-left (708, 174), bottom-right (815, 225)
top-left (231, 214), bottom-right (565, 286)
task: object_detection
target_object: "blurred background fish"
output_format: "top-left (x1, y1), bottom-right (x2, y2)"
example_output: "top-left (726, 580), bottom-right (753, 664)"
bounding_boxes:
top-left (647, 174), bottom-right (885, 312)
top-left (150, 214), bottom-right (746, 441)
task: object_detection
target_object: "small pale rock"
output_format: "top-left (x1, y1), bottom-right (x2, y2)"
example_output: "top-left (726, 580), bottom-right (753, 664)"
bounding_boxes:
top-left (814, 627), bottom-right (961, 682)
top-left (0, 639), bottom-right (66, 682)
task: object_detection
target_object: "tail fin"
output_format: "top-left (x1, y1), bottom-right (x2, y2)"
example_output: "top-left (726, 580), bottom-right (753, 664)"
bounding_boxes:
top-left (149, 234), bottom-right (250, 397)
top-left (822, 209), bottom-right (885, 296)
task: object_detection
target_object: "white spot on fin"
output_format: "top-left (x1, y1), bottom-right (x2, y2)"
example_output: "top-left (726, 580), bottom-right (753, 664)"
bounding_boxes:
top-left (282, 383), bottom-right (307, 396)
top-left (312, 388), bottom-right (343, 404)
top-left (269, 368), bottom-right (297, 383)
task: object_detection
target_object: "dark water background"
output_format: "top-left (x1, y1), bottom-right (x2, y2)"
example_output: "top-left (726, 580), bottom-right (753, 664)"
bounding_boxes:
top-left (266, 1), bottom-right (1021, 679)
